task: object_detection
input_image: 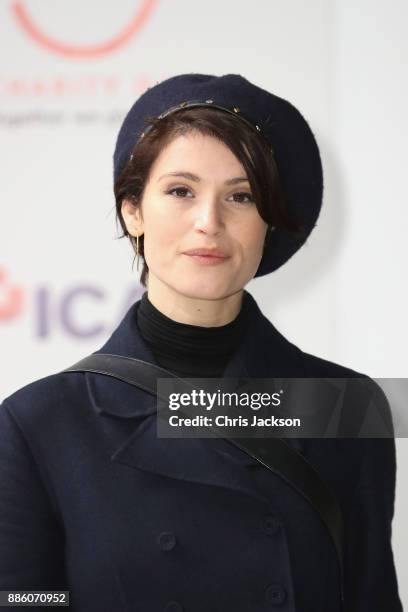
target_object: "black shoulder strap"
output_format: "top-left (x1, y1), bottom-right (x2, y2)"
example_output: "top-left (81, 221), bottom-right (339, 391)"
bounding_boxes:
top-left (62, 352), bottom-right (345, 609)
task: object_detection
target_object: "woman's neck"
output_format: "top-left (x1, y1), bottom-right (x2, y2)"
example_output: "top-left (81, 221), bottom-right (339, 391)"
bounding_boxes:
top-left (136, 289), bottom-right (250, 377)
top-left (146, 275), bottom-right (244, 327)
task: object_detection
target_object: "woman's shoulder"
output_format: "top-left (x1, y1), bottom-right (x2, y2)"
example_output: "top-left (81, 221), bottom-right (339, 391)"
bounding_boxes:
top-left (299, 347), bottom-right (386, 399)
top-left (1, 369), bottom-right (87, 426)
top-left (297, 348), bottom-right (396, 438)
top-left (298, 348), bottom-right (367, 378)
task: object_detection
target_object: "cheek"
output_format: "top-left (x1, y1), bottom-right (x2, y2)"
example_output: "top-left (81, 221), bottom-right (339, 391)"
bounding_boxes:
top-left (142, 211), bottom-right (182, 261)
top-left (238, 219), bottom-right (268, 252)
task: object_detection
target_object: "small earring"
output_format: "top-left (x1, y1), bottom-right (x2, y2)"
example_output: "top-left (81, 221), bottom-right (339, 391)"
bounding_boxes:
top-left (136, 234), bottom-right (139, 272)
top-left (131, 234), bottom-right (141, 273)
top-left (136, 234), bottom-right (140, 271)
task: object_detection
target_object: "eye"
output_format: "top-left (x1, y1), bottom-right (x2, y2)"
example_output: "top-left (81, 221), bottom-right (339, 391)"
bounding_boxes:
top-left (228, 191), bottom-right (255, 204)
top-left (166, 186), bottom-right (194, 198)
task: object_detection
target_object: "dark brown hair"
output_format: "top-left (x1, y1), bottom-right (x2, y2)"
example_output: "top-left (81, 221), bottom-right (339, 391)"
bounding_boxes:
top-left (114, 107), bottom-right (303, 287)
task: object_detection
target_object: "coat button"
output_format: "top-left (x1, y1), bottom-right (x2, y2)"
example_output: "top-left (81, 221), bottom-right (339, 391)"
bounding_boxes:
top-left (158, 531), bottom-right (177, 551)
top-left (262, 516), bottom-right (281, 536)
top-left (265, 583), bottom-right (287, 606)
top-left (164, 602), bottom-right (183, 612)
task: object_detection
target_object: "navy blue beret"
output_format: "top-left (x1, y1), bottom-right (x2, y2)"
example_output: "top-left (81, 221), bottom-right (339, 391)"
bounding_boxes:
top-left (113, 73), bottom-right (323, 276)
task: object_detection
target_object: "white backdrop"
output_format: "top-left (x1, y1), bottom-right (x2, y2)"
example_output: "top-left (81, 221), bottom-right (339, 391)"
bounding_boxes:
top-left (1, 0), bottom-right (407, 605)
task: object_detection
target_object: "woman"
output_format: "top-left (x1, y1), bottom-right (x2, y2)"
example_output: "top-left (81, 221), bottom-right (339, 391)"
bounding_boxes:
top-left (0, 73), bottom-right (402, 611)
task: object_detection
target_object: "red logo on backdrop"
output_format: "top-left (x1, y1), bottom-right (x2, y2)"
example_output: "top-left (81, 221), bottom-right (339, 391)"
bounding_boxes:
top-left (0, 267), bottom-right (24, 320)
top-left (11, 0), bottom-right (158, 59)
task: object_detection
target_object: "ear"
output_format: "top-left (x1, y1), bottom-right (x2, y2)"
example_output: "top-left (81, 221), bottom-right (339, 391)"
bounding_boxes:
top-left (121, 197), bottom-right (144, 237)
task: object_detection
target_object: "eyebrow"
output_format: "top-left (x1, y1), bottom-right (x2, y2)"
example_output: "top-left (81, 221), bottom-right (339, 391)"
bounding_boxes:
top-left (158, 171), bottom-right (249, 185)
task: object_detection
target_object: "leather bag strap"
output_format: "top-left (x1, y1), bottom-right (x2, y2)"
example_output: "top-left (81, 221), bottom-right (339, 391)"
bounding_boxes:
top-left (62, 352), bottom-right (345, 609)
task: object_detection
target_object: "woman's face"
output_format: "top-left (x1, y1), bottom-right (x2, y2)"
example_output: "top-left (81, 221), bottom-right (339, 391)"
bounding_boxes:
top-left (122, 131), bottom-right (268, 302)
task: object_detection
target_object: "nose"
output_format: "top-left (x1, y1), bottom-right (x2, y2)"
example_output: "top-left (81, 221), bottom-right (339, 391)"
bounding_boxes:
top-left (193, 195), bottom-right (225, 236)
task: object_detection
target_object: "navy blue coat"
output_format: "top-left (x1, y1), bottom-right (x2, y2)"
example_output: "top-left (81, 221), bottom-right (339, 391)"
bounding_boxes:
top-left (0, 291), bottom-right (402, 611)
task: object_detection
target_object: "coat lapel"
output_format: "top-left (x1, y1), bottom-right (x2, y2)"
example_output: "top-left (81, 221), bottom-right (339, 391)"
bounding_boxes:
top-left (84, 290), bottom-right (309, 502)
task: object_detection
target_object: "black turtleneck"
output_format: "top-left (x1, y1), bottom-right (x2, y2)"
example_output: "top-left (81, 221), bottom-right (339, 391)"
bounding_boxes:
top-left (136, 291), bottom-right (250, 378)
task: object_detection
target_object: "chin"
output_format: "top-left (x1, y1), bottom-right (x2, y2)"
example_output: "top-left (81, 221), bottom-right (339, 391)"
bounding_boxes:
top-left (174, 280), bottom-right (233, 302)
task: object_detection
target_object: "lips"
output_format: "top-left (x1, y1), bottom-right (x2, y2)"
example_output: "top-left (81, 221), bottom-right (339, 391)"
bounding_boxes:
top-left (183, 248), bottom-right (228, 258)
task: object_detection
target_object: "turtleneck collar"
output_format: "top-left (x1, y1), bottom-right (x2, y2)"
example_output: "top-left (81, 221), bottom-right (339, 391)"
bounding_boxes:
top-left (136, 290), bottom-right (251, 378)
